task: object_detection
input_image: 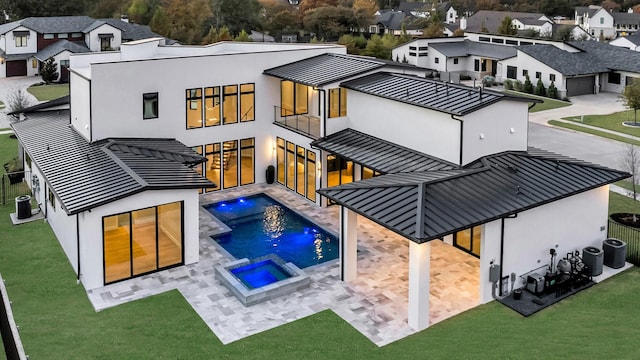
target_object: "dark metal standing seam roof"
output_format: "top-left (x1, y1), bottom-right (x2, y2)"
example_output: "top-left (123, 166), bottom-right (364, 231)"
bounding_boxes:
top-left (341, 72), bottom-right (536, 116)
top-left (12, 112), bottom-right (213, 215)
top-left (263, 53), bottom-right (386, 87)
top-left (310, 128), bottom-right (459, 174)
top-left (318, 148), bottom-right (629, 244)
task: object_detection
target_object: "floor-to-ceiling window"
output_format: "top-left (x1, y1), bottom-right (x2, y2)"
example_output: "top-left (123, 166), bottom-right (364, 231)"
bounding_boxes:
top-left (286, 141), bottom-right (295, 190)
top-left (103, 201), bottom-right (183, 284)
top-left (205, 143), bottom-right (221, 193)
top-left (454, 225), bottom-right (482, 257)
top-left (223, 85), bottom-right (238, 124)
top-left (240, 83), bottom-right (255, 122)
top-left (277, 137), bottom-right (285, 185)
top-left (361, 166), bottom-right (381, 180)
top-left (296, 146), bottom-right (305, 196)
top-left (223, 140), bottom-right (238, 188)
top-left (240, 138), bottom-right (255, 185)
top-left (276, 137), bottom-right (317, 203)
top-left (326, 155), bottom-right (353, 205)
top-left (186, 88), bottom-right (203, 129)
top-left (204, 86), bottom-right (221, 127)
top-left (306, 150), bottom-right (316, 202)
top-left (280, 80), bottom-right (308, 116)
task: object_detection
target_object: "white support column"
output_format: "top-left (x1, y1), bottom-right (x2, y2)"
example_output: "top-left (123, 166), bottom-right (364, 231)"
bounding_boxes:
top-left (408, 241), bottom-right (430, 331)
top-left (340, 206), bottom-right (358, 282)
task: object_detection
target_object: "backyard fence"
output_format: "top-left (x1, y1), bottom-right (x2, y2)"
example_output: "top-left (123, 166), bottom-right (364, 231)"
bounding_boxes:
top-left (1, 171), bottom-right (31, 206)
top-left (0, 273), bottom-right (28, 360)
top-left (607, 219), bottom-right (640, 266)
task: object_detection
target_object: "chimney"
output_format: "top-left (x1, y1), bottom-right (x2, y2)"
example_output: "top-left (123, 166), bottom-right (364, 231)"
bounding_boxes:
top-left (460, 17), bottom-right (467, 30)
top-left (120, 15), bottom-right (129, 23)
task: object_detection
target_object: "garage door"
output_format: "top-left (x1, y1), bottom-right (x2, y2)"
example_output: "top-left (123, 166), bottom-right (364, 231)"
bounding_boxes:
top-left (566, 76), bottom-right (595, 96)
top-left (6, 60), bottom-right (27, 77)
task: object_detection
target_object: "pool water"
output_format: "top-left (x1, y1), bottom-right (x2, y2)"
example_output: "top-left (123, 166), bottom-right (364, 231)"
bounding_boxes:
top-left (205, 194), bottom-right (338, 268)
top-left (230, 259), bottom-right (292, 289)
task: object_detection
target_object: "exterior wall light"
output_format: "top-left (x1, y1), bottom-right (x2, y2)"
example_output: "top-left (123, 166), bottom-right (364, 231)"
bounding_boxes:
top-left (479, 133), bottom-right (485, 139)
top-left (509, 127), bottom-right (515, 134)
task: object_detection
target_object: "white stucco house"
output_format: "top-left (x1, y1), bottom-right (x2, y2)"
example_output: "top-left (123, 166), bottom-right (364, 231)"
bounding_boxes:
top-left (11, 39), bottom-right (628, 333)
top-left (575, 5), bottom-right (616, 39)
top-left (610, 32), bottom-right (640, 51)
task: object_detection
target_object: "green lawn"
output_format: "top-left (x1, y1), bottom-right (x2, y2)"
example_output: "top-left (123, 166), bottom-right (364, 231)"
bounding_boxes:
top-left (2, 131), bottom-right (640, 358)
top-left (26, 84), bottom-right (69, 101)
top-left (503, 90), bottom-right (572, 112)
top-left (563, 110), bottom-right (640, 138)
top-left (548, 120), bottom-right (640, 146)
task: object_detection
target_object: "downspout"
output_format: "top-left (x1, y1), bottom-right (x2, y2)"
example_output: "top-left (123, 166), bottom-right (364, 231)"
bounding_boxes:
top-left (451, 115), bottom-right (464, 165)
top-left (43, 182), bottom-right (47, 219)
top-left (76, 213), bottom-right (81, 283)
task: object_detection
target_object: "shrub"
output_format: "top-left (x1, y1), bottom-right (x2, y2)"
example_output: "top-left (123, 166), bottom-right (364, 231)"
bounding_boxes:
top-left (503, 79), bottom-right (513, 90)
top-left (513, 80), bottom-right (523, 92)
top-left (547, 81), bottom-right (558, 99)
top-left (534, 78), bottom-right (546, 96)
top-left (523, 75), bottom-right (533, 94)
top-left (482, 75), bottom-right (495, 87)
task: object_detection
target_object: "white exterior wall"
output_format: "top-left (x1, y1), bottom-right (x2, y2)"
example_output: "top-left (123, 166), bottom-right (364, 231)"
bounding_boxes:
top-left (87, 47), bottom-right (343, 143)
top-left (445, 7), bottom-right (457, 24)
top-left (600, 71), bottom-right (639, 93)
top-left (444, 57), bottom-right (468, 73)
top-left (86, 24), bottom-right (122, 52)
top-left (70, 71), bottom-right (91, 141)
top-left (428, 48), bottom-right (449, 72)
top-left (461, 100), bottom-right (528, 165)
top-left (610, 37), bottom-right (639, 51)
top-left (2, 26), bottom-right (37, 54)
top-left (79, 189), bottom-right (199, 290)
top-left (346, 91), bottom-right (461, 164)
top-left (51, 50), bottom-right (71, 81)
top-left (479, 186), bottom-right (609, 303)
top-left (587, 10), bottom-right (615, 39)
top-left (509, 51), bottom-right (565, 96)
top-left (26, 56), bottom-right (38, 76)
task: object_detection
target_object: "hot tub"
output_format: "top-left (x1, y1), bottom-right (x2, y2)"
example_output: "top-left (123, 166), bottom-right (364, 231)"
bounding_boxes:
top-left (215, 254), bottom-right (310, 306)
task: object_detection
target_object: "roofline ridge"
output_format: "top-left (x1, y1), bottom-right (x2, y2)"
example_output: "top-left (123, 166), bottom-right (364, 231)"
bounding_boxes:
top-left (108, 140), bottom-right (206, 164)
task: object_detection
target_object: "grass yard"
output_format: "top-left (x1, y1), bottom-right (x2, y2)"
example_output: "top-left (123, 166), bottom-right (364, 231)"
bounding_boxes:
top-left (563, 110), bottom-right (640, 138)
top-left (503, 90), bottom-right (572, 112)
top-left (26, 83), bottom-right (69, 101)
top-left (548, 120), bottom-right (640, 146)
top-left (1, 132), bottom-right (640, 358)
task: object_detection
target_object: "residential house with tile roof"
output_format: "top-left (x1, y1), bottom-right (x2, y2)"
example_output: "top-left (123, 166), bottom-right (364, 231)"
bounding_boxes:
top-left (0, 15), bottom-right (169, 79)
top-left (10, 39), bottom-right (628, 333)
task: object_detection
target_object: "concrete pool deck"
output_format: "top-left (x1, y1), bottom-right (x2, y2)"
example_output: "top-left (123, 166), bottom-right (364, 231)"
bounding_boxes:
top-left (87, 183), bottom-right (480, 346)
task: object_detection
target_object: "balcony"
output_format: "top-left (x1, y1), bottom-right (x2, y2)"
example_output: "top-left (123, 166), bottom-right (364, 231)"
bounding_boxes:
top-left (273, 106), bottom-right (321, 139)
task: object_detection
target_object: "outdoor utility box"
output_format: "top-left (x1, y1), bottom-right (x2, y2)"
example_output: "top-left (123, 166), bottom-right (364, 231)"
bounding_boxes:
top-left (582, 246), bottom-right (603, 276)
top-left (15, 195), bottom-right (31, 220)
top-left (603, 238), bottom-right (627, 269)
top-left (526, 273), bottom-right (545, 294)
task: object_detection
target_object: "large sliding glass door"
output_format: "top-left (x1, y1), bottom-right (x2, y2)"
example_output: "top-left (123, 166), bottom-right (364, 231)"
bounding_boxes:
top-left (103, 201), bottom-right (183, 284)
top-left (453, 225), bottom-right (482, 258)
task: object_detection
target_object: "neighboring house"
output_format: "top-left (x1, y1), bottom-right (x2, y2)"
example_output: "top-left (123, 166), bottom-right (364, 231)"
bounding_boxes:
top-left (249, 30), bottom-right (275, 43)
top-left (575, 6), bottom-right (615, 39)
top-left (461, 10), bottom-right (552, 34)
top-left (0, 16), bottom-right (168, 79)
top-left (371, 9), bottom-right (424, 36)
top-left (34, 40), bottom-right (90, 82)
top-left (612, 11), bottom-right (640, 37)
top-left (512, 18), bottom-right (553, 36)
top-left (610, 31), bottom-right (640, 51)
top-left (397, 1), bottom-right (457, 24)
top-left (550, 23), bottom-right (591, 41)
top-left (11, 39), bottom-right (628, 333)
top-left (498, 40), bottom-right (640, 97)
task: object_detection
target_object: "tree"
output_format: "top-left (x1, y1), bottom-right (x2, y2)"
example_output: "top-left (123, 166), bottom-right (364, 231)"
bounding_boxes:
top-left (212, 0), bottom-right (263, 35)
top-left (234, 29), bottom-right (252, 42)
top-left (423, 22), bottom-right (444, 38)
top-left (620, 144), bottom-right (640, 217)
top-left (452, 28), bottom-right (465, 37)
top-left (338, 33), bottom-right (367, 54)
top-left (353, 0), bottom-right (378, 31)
top-left (361, 34), bottom-right (388, 59)
top-left (303, 5), bottom-right (356, 41)
top-left (40, 58), bottom-right (59, 84)
top-left (260, 2), bottom-right (301, 37)
top-left (498, 16), bottom-right (517, 35)
top-left (164, 0), bottom-right (212, 44)
top-left (547, 81), bottom-right (558, 99)
top-left (602, 0), bottom-right (621, 12)
top-left (622, 80), bottom-right (640, 125)
top-left (534, 78), bottom-right (546, 96)
top-left (149, 6), bottom-right (170, 36)
top-left (553, 26), bottom-right (575, 42)
top-left (523, 74), bottom-right (533, 94)
top-left (6, 88), bottom-right (33, 122)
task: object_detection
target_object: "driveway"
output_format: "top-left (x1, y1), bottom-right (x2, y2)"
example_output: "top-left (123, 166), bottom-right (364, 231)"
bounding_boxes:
top-left (0, 76), bottom-right (42, 129)
top-left (528, 92), bottom-right (629, 171)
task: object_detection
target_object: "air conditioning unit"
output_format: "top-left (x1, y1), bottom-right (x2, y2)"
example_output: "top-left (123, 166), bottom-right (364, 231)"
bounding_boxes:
top-left (603, 238), bottom-right (627, 269)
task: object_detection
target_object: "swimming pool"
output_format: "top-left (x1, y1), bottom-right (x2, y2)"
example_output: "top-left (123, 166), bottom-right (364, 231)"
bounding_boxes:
top-left (204, 193), bottom-right (338, 268)
top-left (231, 258), bottom-right (292, 289)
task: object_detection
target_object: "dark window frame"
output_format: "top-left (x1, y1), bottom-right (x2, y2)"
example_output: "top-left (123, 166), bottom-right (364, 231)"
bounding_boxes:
top-left (142, 92), bottom-right (159, 119)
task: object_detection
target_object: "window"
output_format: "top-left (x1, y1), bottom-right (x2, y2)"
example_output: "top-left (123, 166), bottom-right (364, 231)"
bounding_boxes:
top-left (204, 86), bottom-right (220, 127)
top-left (143, 93), bottom-right (158, 119)
top-left (479, 36), bottom-right (490, 42)
top-left (286, 141), bottom-right (295, 190)
top-left (48, 189), bottom-right (56, 210)
top-left (32, 59), bottom-right (37, 68)
top-left (277, 137), bottom-right (285, 185)
top-left (491, 38), bottom-right (504, 44)
top-left (434, 57), bottom-right (439, 64)
top-left (474, 59), bottom-right (480, 71)
top-left (409, 52), bottom-right (416, 57)
top-left (60, 60), bottom-right (69, 67)
top-left (481, 59), bottom-right (486, 72)
top-left (204, 143), bottom-right (221, 192)
top-left (600, 17), bottom-right (604, 25)
top-left (550, 74), bottom-right (556, 82)
top-left (14, 34), bottom-right (28, 47)
top-left (186, 88), bottom-right (202, 129)
top-left (43, 33), bottom-right (54, 39)
top-left (535, 71), bottom-right (541, 79)
top-left (280, 80), bottom-right (308, 116)
top-left (522, 69), bottom-right (528, 77)
top-left (239, 83), bottom-right (254, 122)
top-left (296, 146), bottom-right (305, 196)
top-left (240, 138), bottom-right (255, 186)
top-left (103, 201), bottom-right (183, 284)
top-left (608, 72), bottom-right (621, 84)
top-left (71, 32), bottom-right (82, 38)
top-left (223, 140), bottom-right (238, 188)
top-left (58, 33), bottom-right (68, 38)
top-left (506, 66), bottom-right (517, 79)
top-left (361, 167), bottom-right (381, 180)
top-left (100, 36), bottom-right (111, 51)
top-left (328, 88), bottom-right (347, 118)
top-left (506, 39), bottom-right (518, 45)
top-left (453, 58), bottom-right (459, 65)
top-left (223, 85), bottom-right (238, 124)
top-left (306, 150), bottom-right (316, 202)
top-left (454, 225), bottom-right (482, 257)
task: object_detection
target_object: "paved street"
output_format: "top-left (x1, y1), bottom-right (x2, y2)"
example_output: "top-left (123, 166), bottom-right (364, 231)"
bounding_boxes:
top-left (0, 76), bottom-right (42, 129)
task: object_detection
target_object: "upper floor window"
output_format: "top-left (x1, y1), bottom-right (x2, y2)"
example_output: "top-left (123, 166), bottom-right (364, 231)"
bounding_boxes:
top-left (60, 59), bottom-right (70, 68)
top-left (14, 31), bottom-right (28, 47)
top-left (600, 17), bottom-right (604, 25)
top-left (535, 71), bottom-right (541, 79)
top-left (143, 93), bottom-right (158, 119)
top-left (204, 86), bottom-right (220, 127)
top-left (328, 88), bottom-right (347, 118)
top-left (58, 33), bottom-right (68, 39)
top-left (550, 74), bottom-right (556, 82)
top-left (186, 88), bottom-right (203, 129)
top-left (522, 69), bottom-right (528, 77)
top-left (71, 32), bottom-right (82, 38)
top-left (280, 80), bottom-right (307, 116)
top-left (434, 57), bottom-right (440, 64)
top-left (239, 83), bottom-right (255, 122)
top-left (453, 58), bottom-right (459, 65)
top-left (43, 33), bottom-right (54, 39)
top-left (223, 85), bottom-right (238, 124)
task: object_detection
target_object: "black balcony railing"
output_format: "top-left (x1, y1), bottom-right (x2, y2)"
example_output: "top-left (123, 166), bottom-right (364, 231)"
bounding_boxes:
top-left (273, 106), bottom-right (321, 139)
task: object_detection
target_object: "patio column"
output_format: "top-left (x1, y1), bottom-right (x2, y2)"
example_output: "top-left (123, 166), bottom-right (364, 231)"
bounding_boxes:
top-left (340, 206), bottom-right (358, 282)
top-left (408, 241), bottom-right (430, 331)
